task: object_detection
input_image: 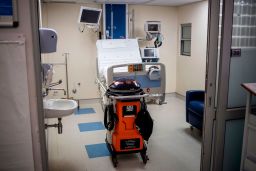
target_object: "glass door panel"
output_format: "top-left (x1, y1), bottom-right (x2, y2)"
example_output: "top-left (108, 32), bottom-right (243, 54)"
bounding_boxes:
top-left (228, 0), bottom-right (256, 108)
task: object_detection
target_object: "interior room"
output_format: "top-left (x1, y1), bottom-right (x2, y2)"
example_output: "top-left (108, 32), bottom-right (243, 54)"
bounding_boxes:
top-left (40, 0), bottom-right (208, 170)
top-left (1, 0), bottom-right (256, 171)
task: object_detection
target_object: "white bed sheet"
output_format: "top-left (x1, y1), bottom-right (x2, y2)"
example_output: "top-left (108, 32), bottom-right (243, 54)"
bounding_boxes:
top-left (96, 39), bottom-right (142, 80)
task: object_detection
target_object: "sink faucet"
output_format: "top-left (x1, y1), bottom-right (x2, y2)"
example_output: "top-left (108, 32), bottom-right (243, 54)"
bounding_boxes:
top-left (49, 80), bottom-right (62, 87)
top-left (42, 79), bottom-right (66, 97)
top-left (42, 90), bottom-right (48, 98)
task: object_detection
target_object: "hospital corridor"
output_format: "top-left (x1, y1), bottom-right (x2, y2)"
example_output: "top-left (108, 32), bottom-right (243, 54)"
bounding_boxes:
top-left (1, 0), bottom-right (256, 171)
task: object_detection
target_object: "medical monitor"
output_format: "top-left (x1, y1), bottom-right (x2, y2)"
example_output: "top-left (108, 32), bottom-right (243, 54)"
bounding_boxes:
top-left (78, 6), bottom-right (102, 26)
top-left (144, 21), bottom-right (161, 33)
top-left (144, 49), bottom-right (155, 57)
top-left (141, 48), bottom-right (159, 58)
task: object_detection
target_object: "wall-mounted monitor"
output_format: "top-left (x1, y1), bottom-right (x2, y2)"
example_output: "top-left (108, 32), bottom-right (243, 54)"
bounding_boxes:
top-left (140, 48), bottom-right (159, 58)
top-left (144, 21), bottom-right (161, 33)
top-left (0, 0), bottom-right (18, 27)
top-left (78, 6), bottom-right (102, 26)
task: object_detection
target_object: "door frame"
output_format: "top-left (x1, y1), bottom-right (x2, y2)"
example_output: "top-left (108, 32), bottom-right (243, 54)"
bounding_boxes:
top-left (201, 0), bottom-right (222, 170)
top-left (202, 0), bottom-right (246, 170)
top-left (212, 0), bottom-right (245, 170)
top-left (30, 0), bottom-right (48, 170)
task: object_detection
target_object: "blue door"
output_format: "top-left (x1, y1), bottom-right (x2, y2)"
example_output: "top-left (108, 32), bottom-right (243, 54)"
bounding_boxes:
top-left (105, 4), bottom-right (126, 39)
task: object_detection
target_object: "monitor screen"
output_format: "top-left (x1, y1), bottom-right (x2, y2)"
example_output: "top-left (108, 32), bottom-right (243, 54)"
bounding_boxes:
top-left (148, 24), bottom-right (159, 32)
top-left (79, 7), bottom-right (102, 25)
top-left (144, 49), bottom-right (155, 57)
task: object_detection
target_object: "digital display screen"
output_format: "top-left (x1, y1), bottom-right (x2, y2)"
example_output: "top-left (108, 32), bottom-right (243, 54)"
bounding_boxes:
top-left (144, 49), bottom-right (155, 57)
top-left (148, 24), bottom-right (158, 31)
top-left (80, 9), bottom-right (100, 24)
top-left (128, 64), bottom-right (143, 72)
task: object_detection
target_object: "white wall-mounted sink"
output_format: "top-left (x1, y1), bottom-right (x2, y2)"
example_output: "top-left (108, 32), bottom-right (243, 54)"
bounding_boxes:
top-left (43, 99), bottom-right (78, 118)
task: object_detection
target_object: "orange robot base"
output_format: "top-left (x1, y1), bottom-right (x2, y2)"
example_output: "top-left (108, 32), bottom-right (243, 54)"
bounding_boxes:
top-left (112, 100), bottom-right (144, 152)
top-left (105, 99), bottom-right (149, 167)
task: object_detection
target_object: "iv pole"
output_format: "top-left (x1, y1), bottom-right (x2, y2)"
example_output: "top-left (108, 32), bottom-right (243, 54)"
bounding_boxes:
top-left (63, 52), bottom-right (70, 99)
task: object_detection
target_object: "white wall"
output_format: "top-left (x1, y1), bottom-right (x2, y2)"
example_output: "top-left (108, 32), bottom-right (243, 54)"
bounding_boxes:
top-left (42, 4), bottom-right (178, 99)
top-left (176, 1), bottom-right (208, 96)
top-left (129, 5), bottom-right (178, 93)
top-left (42, 3), bottom-right (101, 99)
top-left (42, 2), bottom-right (208, 99)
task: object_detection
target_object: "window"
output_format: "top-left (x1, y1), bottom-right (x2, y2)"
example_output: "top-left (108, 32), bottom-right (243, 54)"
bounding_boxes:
top-left (180, 23), bottom-right (192, 56)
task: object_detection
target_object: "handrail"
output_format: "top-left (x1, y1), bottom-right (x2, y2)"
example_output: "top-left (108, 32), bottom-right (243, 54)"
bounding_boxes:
top-left (109, 94), bottom-right (149, 100)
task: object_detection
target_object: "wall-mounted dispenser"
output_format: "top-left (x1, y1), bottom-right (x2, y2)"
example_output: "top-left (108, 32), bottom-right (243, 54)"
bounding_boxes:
top-left (39, 28), bottom-right (57, 53)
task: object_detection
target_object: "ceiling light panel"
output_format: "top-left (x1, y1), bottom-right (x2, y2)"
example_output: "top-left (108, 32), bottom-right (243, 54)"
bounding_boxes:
top-left (94, 0), bottom-right (153, 4)
top-left (43, 0), bottom-right (204, 6)
top-left (146, 0), bottom-right (203, 6)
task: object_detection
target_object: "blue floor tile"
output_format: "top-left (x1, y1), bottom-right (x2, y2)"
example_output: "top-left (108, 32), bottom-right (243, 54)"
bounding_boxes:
top-left (85, 143), bottom-right (111, 158)
top-left (75, 108), bottom-right (96, 115)
top-left (78, 122), bottom-right (105, 132)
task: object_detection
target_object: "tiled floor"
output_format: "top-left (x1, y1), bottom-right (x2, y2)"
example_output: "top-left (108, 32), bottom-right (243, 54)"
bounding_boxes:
top-left (46, 94), bottom-right (202, 171)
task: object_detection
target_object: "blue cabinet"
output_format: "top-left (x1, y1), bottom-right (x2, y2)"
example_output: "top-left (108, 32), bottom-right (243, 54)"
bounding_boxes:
top-left (105, 4), bottom-right (126, 39)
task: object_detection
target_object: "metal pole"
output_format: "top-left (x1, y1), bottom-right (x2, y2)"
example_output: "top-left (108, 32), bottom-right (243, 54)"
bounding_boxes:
top-left (63, 53), bottom-right (70, 99)
top-left (38, 0), bottom-right (43, 28)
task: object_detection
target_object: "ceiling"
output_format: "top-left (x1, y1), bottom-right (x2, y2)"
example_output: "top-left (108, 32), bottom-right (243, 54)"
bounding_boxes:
top-left (42, 0), bottom-right (204, 6)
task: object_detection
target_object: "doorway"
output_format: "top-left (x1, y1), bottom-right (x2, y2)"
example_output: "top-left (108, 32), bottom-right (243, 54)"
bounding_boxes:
top-left (202, 0), bottom-right (256, 170)
top-left (38, 1), bottom-right (208, 171)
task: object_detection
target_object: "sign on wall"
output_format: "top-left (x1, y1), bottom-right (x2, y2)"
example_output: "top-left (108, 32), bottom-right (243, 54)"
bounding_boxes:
top-left (0, 0), bottom-right (18, 27)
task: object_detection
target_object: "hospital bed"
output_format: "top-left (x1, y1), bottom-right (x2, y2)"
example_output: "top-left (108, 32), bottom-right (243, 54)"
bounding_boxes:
top-left (96, 39), bottom-right (166, 109)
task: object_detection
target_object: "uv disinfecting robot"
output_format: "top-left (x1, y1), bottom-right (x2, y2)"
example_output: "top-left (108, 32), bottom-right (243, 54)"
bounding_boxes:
top-left (104, 78), bottom-right (153, 167)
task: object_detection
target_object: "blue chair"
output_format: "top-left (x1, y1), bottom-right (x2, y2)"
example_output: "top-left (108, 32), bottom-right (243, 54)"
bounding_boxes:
top-left (186, 90), bottom-right (205, 130)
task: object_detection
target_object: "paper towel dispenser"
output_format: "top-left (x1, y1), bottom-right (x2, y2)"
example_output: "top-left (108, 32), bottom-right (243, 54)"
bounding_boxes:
top-left (39, 28), bottom-right (57, 53)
